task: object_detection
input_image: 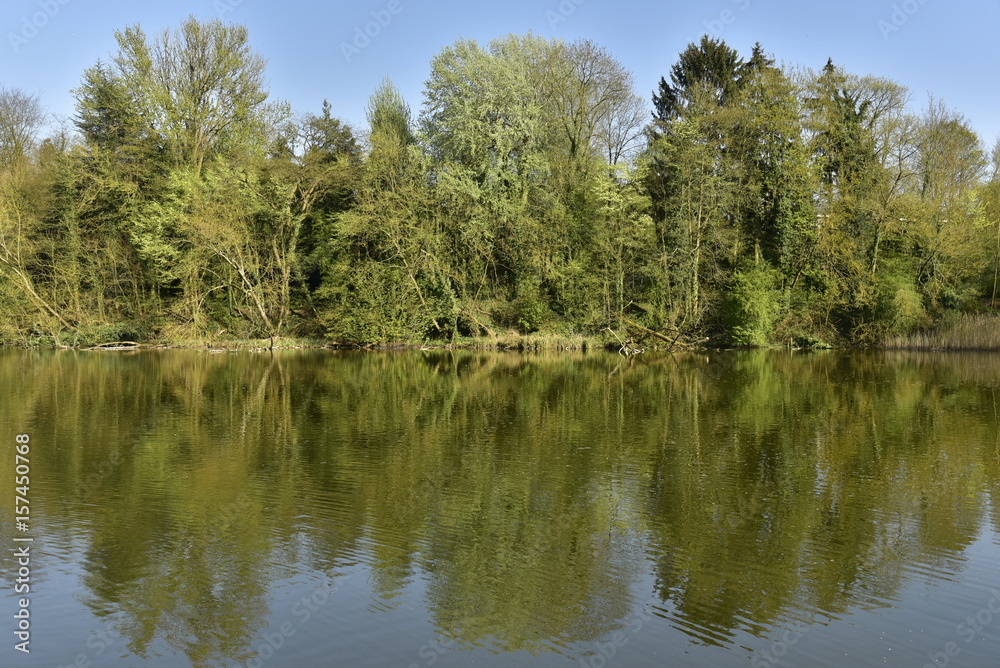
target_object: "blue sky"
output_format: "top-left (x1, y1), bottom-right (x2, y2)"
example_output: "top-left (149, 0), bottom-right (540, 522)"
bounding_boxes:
top-left (4, 0), bottom-right (999, 150)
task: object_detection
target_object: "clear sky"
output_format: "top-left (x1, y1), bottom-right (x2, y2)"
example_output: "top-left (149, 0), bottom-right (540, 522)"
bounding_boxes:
top-left (3, 0), bottom-right (998, 149)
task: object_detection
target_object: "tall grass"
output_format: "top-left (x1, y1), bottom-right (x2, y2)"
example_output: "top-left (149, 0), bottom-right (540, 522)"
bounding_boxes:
top-left (453, 331), bottom-right (594, 351)
top-left (884, 313), bottom-right (1000, 350)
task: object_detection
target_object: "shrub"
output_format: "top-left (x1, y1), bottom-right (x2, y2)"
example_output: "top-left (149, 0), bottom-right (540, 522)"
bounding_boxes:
top-left (56, 322), bottom-right (155, 347)
top-left (724, 264), bottom-right (783, 346)
top-left (874, 259), bottom-right (928, 336)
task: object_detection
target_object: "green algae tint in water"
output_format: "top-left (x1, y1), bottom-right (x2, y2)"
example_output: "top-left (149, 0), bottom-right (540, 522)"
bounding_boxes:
top-left (1, 349), bottom-right (999, 667)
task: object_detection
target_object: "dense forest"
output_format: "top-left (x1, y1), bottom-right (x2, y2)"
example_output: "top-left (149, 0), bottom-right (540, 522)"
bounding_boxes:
top-left (1, 17), bottom-right (999, 347)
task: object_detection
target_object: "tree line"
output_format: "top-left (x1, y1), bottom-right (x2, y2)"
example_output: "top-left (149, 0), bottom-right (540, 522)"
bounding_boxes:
top-left (1, 17), bottom-right (998, 346)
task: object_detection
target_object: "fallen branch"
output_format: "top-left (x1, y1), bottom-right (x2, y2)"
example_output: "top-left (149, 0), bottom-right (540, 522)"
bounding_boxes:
top-left (605, 327), bottom-right (627, 348)
top-left (622, 317), bottom-right (688, 350)
top-left (606, 327), bottom-right (643, 355)
top-left (87, 341), bottom-right (141, 350)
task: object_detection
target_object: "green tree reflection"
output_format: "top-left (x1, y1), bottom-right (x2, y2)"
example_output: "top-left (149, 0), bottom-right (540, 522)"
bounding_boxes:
top-left (0, 348), bottom-right (996, 664)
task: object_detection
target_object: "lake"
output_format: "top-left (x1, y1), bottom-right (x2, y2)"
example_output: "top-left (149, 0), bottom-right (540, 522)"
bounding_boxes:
top-left (2, 348), bottom-right (999, 667)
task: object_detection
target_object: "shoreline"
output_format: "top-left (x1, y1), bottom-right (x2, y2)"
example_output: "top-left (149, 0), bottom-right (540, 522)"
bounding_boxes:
top-left (11, 339), bottom-right (1000, 353)
top-left (9, 326), bottom-right (1000, 353)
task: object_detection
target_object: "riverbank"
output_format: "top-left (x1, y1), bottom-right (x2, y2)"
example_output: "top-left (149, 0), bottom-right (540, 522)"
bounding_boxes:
top-left (0, 332), bottom-right (596, 352)
top-left (10, 313), bottom-right (1000, 352)
top-left (0, 329), bottom-right (687, 353)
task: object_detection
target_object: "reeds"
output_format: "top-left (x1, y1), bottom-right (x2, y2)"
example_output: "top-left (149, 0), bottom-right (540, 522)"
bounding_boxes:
top-left (884, 313), bottom-right (1000, 350)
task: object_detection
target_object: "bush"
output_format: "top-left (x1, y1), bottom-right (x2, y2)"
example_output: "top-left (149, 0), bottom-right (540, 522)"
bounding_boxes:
top-left (874, 259), bottom-right (928, 336)
top-left (315, 262), bottom-right (433, 344)
top-left (57, 322), bottom-right (155, 347)
top-left (515, 294), bottom-right (549, 334)
top-left (724, 264), bottom-right (783, 346)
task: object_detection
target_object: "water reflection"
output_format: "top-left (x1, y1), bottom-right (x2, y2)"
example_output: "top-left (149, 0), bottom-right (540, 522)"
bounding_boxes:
top-left (0, 349), bottom-right (998, 666)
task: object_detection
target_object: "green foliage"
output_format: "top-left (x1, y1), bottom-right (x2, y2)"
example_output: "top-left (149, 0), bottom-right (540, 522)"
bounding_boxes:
top-left (652, 35), bottom-right (746, 121)
top-left (513, 285), bottom-right (550, 334)
top-left (107, 16), bottom-right (285, 174)
top-left (128, 173), bottom-right (190, 286)
top-left (366, 77), bottom-right (413, 145)
top-left (0, 27), bottom-right (996, 347)
top-left (56, 322), bottom-right (155, 347)
top-left (315, 261), bottom-right (429, 343)
top-left (725, 264), bottom-right (783, 346)
top-left (874, 258), bottom-right (928, 336)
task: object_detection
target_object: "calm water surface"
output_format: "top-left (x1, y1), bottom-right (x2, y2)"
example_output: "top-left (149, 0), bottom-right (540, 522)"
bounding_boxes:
top-left (1, 349), bottom-right (999, 667)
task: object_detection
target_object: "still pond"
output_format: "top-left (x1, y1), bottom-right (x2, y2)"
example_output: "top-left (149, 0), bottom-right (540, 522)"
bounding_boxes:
top-left (2, 349), bottom-right (999, 667)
